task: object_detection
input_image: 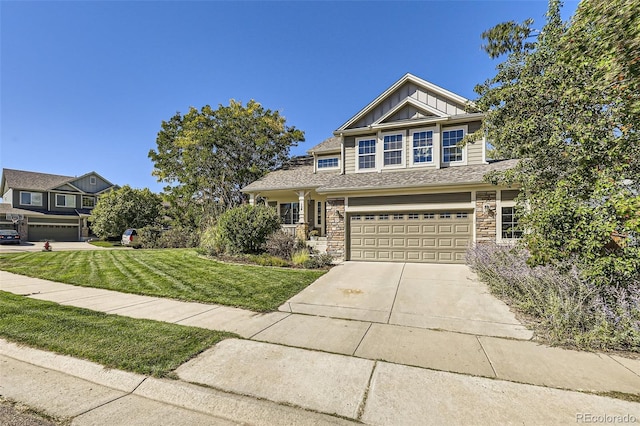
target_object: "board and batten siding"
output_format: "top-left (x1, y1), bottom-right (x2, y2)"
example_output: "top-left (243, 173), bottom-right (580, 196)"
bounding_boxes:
top-left (351, 82), bottom-right (467, 128)
top-left (72, 174), bottom-right (112, 193)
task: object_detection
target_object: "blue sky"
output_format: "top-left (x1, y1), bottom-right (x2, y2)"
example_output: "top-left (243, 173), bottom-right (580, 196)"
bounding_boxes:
top-left (1, 0), bottom-right (578, 193)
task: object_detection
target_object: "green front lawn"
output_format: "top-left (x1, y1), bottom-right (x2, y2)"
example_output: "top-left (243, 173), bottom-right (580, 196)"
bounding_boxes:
top-left (0, 291), bottom-right (235, 376)
top-left (0, 249), bottom-right (324, 312)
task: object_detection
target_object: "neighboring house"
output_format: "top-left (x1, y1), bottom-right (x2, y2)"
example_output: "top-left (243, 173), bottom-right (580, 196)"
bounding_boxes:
top-left (242, 73), bottom-right (521, 264)
top-left (0, 168), bottom-right (116, 242)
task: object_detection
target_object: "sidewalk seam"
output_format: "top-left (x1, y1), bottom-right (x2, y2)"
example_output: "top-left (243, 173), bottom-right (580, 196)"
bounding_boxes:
top-left (386, 263), bottom-right (406, 324)
top-left (476, 336), bottom-right (497, 378)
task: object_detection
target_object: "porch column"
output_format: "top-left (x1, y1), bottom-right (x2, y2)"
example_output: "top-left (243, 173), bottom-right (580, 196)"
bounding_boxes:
top-left (296, 191), bottom-right (309, 224)
top-left (295, 190), bottom-right (309, 241)
top-left (249, 193), bottom-right (255, 206)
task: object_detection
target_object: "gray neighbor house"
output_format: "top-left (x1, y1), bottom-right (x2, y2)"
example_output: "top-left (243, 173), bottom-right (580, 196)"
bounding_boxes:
top-left (242, 73), bottom-right (520, 264)
top-left (0, 169), bottom-right (116, 242)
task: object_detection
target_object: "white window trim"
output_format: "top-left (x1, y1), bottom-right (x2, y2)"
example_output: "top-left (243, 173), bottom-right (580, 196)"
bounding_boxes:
top-left (380, 131), bottom-right (405, 169)
top-left (82, 195), bottom-right (96, 209)
top-left (19, 191), bottom-right (43, 206)
top-left (55, 193), bottom-right (77, 208)
top-left (356, 137), bottom-right (377, 172)
top-left (441, 125), bottom-right (468, 166)
top-left (409, 127), bottom-right (436, 168)
top-left (497, 199), bottom-right (519, 243)
top-left (89, 176), bottom-right (97, 185)
top-left (317, 157), bottom-right (340, 170)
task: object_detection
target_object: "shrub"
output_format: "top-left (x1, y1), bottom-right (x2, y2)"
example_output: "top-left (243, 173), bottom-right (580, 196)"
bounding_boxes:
top-left (215, 204), bottom-right (282, 254)
top-left (138, 226), bottom-right (198, 249)
top-left (291, 249), bottom-right (310, 266)
top-left (467, 243), bottom-right (640, 352)
top-left (199, 225), bottom-right (225, 256)
top-left (264, 230), bottom-right (296, 259)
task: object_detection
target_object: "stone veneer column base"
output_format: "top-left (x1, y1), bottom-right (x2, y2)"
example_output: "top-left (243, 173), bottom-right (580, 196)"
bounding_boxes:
top-left (325, 198), bottom-right (345, 260)
top-left (475, 191), bottom-right (497, 243)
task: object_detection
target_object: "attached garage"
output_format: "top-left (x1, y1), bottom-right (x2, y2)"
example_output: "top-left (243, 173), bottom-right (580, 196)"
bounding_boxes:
top-left (349, 211), bottom-right (472, 264)
top-left (28, 224), bottom-right (79, 242)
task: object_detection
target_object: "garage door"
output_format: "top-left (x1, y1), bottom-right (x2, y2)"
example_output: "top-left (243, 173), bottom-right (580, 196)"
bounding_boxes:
top-left (28, 225), bottom-right (78, 242)
top-left (349, 211), bottom-right (472, 263)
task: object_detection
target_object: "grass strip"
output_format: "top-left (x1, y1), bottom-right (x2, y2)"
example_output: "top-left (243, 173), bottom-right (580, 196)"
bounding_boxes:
top-left (0, 249), bottom-right (325, 311)
top-left (0, 291), bottom-right (236, 376)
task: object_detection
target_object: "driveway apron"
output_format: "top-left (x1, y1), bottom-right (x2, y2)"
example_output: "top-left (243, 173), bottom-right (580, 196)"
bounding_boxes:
top-left (280, 261), bottom-right (532, 339)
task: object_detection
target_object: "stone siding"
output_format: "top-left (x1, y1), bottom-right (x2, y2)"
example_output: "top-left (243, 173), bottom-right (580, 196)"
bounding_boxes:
top-left (326, 198), bottom-right (345, 259)
top-left (475, 191), bottom-right (497, 242)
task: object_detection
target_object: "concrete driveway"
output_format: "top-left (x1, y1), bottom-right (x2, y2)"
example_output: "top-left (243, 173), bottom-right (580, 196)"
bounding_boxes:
top-left (280, 262), bottom-right (532, 339)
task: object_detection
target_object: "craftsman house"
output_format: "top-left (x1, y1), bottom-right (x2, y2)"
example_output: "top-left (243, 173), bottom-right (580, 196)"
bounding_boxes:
top-left (242, 73), bottom-right (520, 263)
top-left (0, 168), bottom-right (116, 241)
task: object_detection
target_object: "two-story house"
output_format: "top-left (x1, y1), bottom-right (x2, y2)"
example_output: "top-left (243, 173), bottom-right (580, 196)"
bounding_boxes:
top-left (242, 74), bottom-right (520, 264)
top-left (0, 168), bottom-right (116, 242)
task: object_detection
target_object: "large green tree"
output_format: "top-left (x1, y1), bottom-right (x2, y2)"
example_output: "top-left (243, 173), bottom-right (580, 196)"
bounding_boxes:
top-left (472, 0), bottom-right (640, 285)
top-left (90, 186), bottom-right (163, 239)
top-left (149, 100), bottom-right (304, 229)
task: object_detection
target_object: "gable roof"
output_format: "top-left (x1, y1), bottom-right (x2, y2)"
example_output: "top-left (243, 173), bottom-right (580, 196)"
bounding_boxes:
top-left (307, 136), bottom-right (341, 154)
top-left (1, 168), bottom-right (115, 194)
top-left (335, 73), bottom-right (478, 133)
top-left (242, 159), bottom-right (519, 194)
top-left (2, 169), bottom-right (73, 192)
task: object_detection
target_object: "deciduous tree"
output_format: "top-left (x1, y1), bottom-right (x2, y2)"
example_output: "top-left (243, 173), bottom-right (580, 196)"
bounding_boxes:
top-left (472, 0), bottom-right (640, 285)
top-left (149, 100), bottom-right (304, 229)
top-left (90, 186), bottom-right (163, 239)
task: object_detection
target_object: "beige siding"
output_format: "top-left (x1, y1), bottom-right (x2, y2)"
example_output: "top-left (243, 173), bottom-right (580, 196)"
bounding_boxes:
top-left (467, 141), bottom-right (484, 165)
top-left (345, 147), bottom-right (356, 174)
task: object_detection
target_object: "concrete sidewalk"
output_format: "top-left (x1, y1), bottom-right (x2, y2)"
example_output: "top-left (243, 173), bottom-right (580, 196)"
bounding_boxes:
top-left (1, 270), bottom-right (640, 424)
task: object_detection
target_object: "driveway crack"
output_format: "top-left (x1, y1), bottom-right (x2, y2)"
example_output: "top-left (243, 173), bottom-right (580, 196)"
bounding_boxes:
top-left (387, 263), bottom-right (406, 324)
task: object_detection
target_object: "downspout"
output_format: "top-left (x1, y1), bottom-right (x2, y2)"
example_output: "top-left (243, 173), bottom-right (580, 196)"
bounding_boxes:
top-left (340, 133), bottom-right (345, 175)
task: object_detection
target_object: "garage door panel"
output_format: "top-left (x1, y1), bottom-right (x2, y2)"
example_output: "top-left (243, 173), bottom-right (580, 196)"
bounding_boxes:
top-left (349, 211), bottom-right (471, 264)
top-left (422, 225), bottom-right (437, 234)
top-left (377, 225), bottom-right (391, 234)
top-left (28, 225), bottom-right (78, 242)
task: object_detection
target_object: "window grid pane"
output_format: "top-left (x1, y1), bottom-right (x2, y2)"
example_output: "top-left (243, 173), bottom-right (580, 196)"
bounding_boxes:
top-left (358, 139), bottom-right (376, 169)
top-left (413, 131), bottom-right (433, 163)
top-left (442, 129), bottom-right (464, 162)
top-left (318, 158), bottom-right (339, 168)
top-left (501, 207), bottom-right (522, 239)
top-left (383, 134), bottom-right (403, 166)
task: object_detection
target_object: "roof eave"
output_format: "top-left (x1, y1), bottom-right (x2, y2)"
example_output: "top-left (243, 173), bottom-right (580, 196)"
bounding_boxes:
top-left (316, 180), bottom-right (490, 194)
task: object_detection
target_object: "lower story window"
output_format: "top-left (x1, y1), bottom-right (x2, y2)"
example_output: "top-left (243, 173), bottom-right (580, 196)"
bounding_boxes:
top-left (501, 207), bottom-right (522, 239)
top-left (280, 203), bottom-right (299, 225)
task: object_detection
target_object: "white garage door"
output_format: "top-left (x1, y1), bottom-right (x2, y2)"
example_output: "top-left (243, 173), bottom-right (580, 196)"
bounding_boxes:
top-left (349, 211), bottom-right (472, 263)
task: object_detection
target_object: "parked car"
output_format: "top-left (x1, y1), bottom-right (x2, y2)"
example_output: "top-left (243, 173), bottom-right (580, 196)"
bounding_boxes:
top-left (121, 229), bottom-right (140, 247)
top-left (0, 229), bottom-right (20, 245)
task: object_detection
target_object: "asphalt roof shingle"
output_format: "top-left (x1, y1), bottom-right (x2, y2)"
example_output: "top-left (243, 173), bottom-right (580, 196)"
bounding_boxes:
top-left (307, 136), bottom-right (341, 154)
top-left (242, 159), bottom-right (519, 193)
top-left (2, 169), bottom-right (74, 191)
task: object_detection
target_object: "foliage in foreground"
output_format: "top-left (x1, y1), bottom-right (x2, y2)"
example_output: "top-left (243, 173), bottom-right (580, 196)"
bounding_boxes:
top-left (467, 244), bottom-right (640, 352)
top-left (0, 291), bottom-right (235, 376)
top-left (472, 0), bottom-right (640, 283)
top-left (137, 226), bottom-right (199, 249)
top-left (0, 249), bottom-right (324, 312)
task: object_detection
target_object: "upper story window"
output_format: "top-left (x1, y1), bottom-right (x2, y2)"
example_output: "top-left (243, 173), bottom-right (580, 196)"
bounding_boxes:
top-left (20, 191), bottom-right (43, 206)
top-left (89, 176), bottom-right (97, 185)
top-left (317, 157), bottom-right (339, 169)
top-left (55, 194), bottom-right (76, 208)
top-left (82, 196), bottom-right (96, 209)
top-left (412, 130), bottom-right (433, 164)
top-left (442, 129), bottom-right (464, 163)
top-left (357, 138), bottom-right (376, 170)
top-left (383, 134), bottom-right (403, 167)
